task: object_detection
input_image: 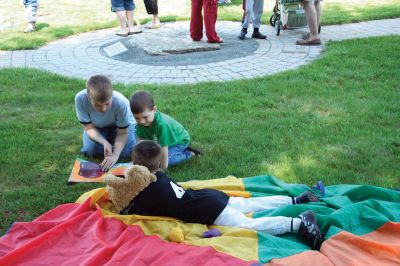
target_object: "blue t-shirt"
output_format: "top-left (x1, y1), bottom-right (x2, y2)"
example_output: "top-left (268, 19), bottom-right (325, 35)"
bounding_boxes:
top-left (75, 89), bottom-right (135, 129)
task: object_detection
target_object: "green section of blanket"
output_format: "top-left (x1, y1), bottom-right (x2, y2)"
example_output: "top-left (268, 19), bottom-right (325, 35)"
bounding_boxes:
top-left (243, 175), bottom-right (400, 263)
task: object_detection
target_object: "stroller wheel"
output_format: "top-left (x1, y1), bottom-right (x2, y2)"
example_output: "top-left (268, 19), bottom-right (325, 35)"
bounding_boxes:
top-left (270, 14), bottom-right (275, 27)
top-left (274, 15), bottom-right (281, 36)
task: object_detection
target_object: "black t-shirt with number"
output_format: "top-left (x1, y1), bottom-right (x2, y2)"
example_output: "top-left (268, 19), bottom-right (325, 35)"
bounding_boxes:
top-left (121, 171), bottom-right (229, 225)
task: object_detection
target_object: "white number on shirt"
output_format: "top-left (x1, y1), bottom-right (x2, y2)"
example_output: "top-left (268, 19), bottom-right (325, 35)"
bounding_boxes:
top-left (170, 181), bottom-right (185, 199)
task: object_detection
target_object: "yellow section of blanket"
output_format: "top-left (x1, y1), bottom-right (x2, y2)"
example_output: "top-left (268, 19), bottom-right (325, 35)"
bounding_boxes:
top-left (75, 176), bottom-right (257, 261)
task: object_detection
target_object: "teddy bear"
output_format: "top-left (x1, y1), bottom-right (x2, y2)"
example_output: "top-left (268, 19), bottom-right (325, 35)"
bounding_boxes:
top-left (104, 165), bottom-right (157, 213)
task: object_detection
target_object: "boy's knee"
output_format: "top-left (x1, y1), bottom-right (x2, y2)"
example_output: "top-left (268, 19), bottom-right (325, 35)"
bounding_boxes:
top-left (82, 143), bottom-right (103, 158)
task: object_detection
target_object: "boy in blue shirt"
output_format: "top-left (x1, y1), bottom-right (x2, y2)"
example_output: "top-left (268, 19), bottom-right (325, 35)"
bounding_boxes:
top-left (130, 90), bottom-right (200, 170)
top-left (75, 75), bottom-right (136, 170)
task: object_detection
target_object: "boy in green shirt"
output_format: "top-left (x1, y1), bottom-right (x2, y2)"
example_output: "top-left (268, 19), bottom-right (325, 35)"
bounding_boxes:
top-left (130, 91), bottom-right (200, 169)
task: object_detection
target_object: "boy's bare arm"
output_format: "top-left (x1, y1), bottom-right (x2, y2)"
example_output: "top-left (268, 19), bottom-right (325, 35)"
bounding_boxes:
top-left (160, 146), bottom-right (168, 170)
top-left (84, 124), bottom-right (111, 154)
top-left (101, 127), bottom-right (128, 171)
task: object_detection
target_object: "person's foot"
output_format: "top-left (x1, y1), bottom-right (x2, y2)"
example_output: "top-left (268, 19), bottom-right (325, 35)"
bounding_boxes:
top-left (252, 28), bottom-right (266, 39)
top-left (298, 211), bottom-right (324, 250)
top-left (296, 38), bottom-right (321, 46)
top-left (24, 22), bottom-right (35, 33)
top-left (294, 191), bottom-right (319, 204)
top-left (207, 38), bottom-right (223, 44)
top-left (116, 27), bottom-right (129, 37)
top-left (128, 27), bottom-right (142, 35)
top-left (187, 146), bottom-right (202, 156)
top-left (145, 23), bottom-right (161, 29)
top-left (238, 28), bottom-right (247, 40)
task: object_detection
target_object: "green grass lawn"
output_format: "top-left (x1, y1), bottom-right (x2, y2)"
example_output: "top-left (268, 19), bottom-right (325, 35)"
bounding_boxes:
top-left (1, 35), bottom-right (399, 235)
top-left (0, 0), bottom-right (399, 50)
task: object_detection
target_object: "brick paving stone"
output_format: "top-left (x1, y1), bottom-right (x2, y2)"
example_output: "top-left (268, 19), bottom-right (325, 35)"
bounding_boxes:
top-left (1, 19), bottom-right (399, 83)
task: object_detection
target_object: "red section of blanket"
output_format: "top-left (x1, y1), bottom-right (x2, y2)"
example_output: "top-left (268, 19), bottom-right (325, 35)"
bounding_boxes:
top-left (0, 198), bottom-right (254, 266)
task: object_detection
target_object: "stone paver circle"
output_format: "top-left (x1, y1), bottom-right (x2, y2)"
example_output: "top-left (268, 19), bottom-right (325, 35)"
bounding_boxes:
top-left (0, 19), bottom-right (399, 84)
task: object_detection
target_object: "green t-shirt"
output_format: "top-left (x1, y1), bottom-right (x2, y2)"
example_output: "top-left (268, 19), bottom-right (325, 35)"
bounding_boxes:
top-left (136, 111), bottom-right (190, 147)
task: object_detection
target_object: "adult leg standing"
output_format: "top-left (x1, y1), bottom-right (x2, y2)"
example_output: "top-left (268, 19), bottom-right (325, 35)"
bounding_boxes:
top-left (23, 0), bottom-right (39, 33)
top-left (239, 0), bottom-right (266, 40)
top-left (190, 0), bottom-right (204, 41)
top-left (144, 0), bottom-right (161, 28)
top-left (238, 0), bottom-right (253, 39)
top-left (111, 0), bottom-right (141, 37)
top-left (204, 0), bottom-right (222, 43)
top-left (190, 0), bottom-right (222, 43)
top-left (296, 0), bottom-right (322, 45)
top-left (251, 0), bottom-right (266, 39)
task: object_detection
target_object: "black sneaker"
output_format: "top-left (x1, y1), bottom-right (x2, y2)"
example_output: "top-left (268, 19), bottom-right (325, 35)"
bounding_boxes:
top-left (294, 191), bottom-right (319, 204)
top-left (298, 210), bottom-right (323, 250)
top-left (252, 29), bottom-right (267, 39)
top-left (238, 28), bottom-right (247, 40)
top-left (187, 146), bottom-right (202, 156)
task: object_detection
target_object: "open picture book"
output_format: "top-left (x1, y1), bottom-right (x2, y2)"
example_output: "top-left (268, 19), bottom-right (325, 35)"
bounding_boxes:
top-left (68, 157), bottom-right (131, 183)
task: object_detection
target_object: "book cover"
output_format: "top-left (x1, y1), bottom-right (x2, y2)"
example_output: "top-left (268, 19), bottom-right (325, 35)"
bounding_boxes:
top-left (68, 157), bottom-right (131, 183)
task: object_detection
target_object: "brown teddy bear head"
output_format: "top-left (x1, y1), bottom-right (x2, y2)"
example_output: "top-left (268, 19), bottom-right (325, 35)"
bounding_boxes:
top-left (104, 165), bottom-right (157, 213)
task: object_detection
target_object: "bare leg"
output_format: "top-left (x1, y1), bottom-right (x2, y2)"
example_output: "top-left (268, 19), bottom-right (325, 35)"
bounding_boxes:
top-left (153, 14), bottom-right (160, 26)
top-left (303, 0), bottom-right (319, 40)
top-left (126, 11), bottom-right (134, 30)
top-left (115, 11), bottom-right (129, 35)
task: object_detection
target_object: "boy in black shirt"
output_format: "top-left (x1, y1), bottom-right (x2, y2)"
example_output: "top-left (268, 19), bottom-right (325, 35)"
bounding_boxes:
top-left (124, 140), bottom-right (324, 250)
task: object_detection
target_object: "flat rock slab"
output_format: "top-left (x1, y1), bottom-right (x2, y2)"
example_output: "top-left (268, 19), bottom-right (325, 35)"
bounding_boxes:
top-left (130, 34), bottom-right (220, 55)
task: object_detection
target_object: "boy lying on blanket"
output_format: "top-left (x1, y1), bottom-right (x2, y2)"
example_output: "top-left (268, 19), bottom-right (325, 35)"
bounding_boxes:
top-left (104, 140), bottom-right (324, 250)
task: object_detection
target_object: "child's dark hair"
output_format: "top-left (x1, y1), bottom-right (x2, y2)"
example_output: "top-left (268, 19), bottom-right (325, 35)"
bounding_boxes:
top-left (86, 75), bottom-right (112, 102)
top-left (130, 90), bottom-right (155, 114)
top-left (131, 140), bottom-right (161, 172)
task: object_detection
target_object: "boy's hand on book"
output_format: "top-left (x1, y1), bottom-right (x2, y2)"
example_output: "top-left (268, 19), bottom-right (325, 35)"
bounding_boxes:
top-left (100, 154), bottom-right (118, 171)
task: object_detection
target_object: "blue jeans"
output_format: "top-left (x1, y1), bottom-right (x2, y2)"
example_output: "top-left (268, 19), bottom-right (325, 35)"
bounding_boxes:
top-left (24, 0), bottom-right (39, 23)
top-left (81, 123), bottom-right (136, 158)
top-left (168, 144), bottom-right (193, 166)
top-left (111, 0), bottom-right (135, 12)
top-left (23, 0), bottom-right (38, 6)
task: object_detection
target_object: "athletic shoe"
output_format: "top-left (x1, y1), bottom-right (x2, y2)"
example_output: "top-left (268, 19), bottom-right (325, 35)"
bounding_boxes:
top-left (238, 28), bottom-right (247, 40)
top-left (187, 146), bottom-right (202, 156)
top-left (294, 191), bottom-right (319, 204)
top-left (251, 29), bottom-right (266, 39)
top-left (298, 210), bottom-right (323, 250)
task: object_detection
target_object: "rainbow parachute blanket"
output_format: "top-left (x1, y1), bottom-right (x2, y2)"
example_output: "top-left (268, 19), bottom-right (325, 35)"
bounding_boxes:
top-left (1, 175), bottom-right (399, 265)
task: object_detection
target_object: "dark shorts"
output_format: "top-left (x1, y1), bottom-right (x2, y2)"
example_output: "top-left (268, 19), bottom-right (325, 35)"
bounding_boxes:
top-left (111, 0), bottom-right (135, 12)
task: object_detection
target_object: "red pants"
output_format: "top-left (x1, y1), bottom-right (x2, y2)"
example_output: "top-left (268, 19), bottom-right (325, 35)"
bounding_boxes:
top-left (190, 0), bottom-right (221, 43)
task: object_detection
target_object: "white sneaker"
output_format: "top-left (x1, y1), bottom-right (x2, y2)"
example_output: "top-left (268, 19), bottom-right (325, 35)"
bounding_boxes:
top-left (24, 22), bottom-right (35, 33)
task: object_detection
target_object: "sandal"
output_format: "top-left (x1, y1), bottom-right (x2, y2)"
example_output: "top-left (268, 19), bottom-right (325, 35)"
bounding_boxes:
top-left (296, 38), bottom-right (321, 46)
top-left (128, 28), bottom-right (142, 35)
top-left (116, 28), bottom-right (129, 37)
top-left (145, 24), bottom-right (161, 30)
top-left (116, 32), bottom-right (129, 37)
